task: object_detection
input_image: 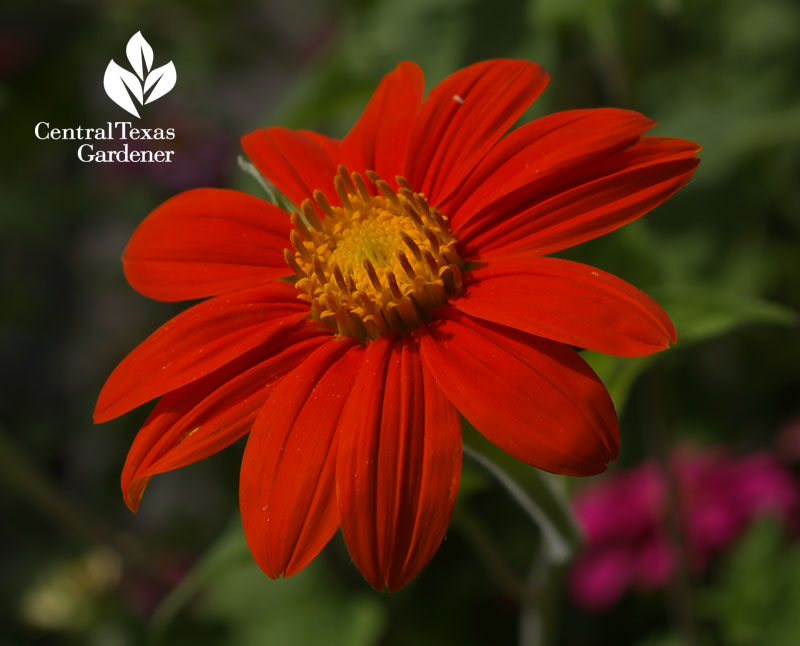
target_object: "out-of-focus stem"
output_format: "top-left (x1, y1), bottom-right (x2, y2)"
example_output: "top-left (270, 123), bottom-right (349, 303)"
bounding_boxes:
top-left (518, 552), bottom-right (559, 646)
top-left (643, 372), bottom-right (700, 646)
top-left (0, 426), bottom-right (150, 572)
top-left (461, 440), bottom-right (574, 646)
top-left (452, 511), bottom-right (530, 602)
top-left (455, 510), bottom-right (559, 646)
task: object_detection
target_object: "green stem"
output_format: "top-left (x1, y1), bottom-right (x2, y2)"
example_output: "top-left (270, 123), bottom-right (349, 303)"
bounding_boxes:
top-left (461, 434), bottom-right (579, 645)
top-left (462, 443), bottom-right (580, 564)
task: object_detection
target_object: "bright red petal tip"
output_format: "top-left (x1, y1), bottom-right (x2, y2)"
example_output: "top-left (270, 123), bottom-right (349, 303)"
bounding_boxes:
top-left (419, 308), bottom-right (619, 476)
top-left (94, 282), bottom-right (308, 423)
top-left (240, 338), bottom-right (362, 579)
top-left (336, 336), bottom-right (462, 591)
top-left (459, 136), bottom-right (700, 259)
top-left (123, 188), bottom-right (292, 302)
top-left (442, 108), bottom-right (656, 230)
top-left (121, 330), bottom-right (328, 512)
top-left (342, 61), bottom-right (425, 185)
top-left (454, 256), bottom-right (676, 357)
top-left (404, 58), bottom-right (549, 205)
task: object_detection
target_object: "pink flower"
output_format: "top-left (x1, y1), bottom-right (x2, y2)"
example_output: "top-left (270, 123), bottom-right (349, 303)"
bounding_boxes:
top-left (569, 447), bottom-right (798, 612)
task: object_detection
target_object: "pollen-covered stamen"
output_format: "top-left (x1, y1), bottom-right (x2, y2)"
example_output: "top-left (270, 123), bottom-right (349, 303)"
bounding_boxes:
top-left (310, 192), bottom-right (332, 221)
top-left (401, 233), bottom-right (422, 260)
top-left (283, 249), bottom-right (307, 278)
top-left (352, 172), bottom-right (372, 202)
top-left (363, 259), bottom-right (382, 291)
top-left (386, 271), bottom-right (403, 301)
top-left (375, 180), bottom-right (400, 207)
top-left (332, 264), bottom-right (349, 293)
top-left (334, 175), bottom-right (353, 210)
top-left (289, 230), bottom-right (310, 259)
top-left (312, 257), bottom-right (327, 284)
top-left (283, 168), bottom-right (464, 341)
top-left (397, 251), bottom-right (415, 279)
top-left (424, 228), bottom-right (440, 251)
top-left (290, 211), bottom-right (313, 240)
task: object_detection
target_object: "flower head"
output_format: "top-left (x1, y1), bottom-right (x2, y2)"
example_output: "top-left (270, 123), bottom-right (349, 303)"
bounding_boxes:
top-left (95, 59), bottom-right (700, 591)
top-left (569, 447), bottom-right (799, 611)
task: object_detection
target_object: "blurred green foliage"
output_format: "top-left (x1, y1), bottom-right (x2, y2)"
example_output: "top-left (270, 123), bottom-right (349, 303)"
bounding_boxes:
top-left (150, 521), bottom-right (386, 646)
top-left (2, 0), bottom-right (799, 644)
top-left (699, 519), bottom-right (800, 646)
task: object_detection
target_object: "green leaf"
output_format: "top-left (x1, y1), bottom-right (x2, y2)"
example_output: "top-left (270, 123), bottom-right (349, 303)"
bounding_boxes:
top-left (149, 520), bottom-right (386, 646)
top-left (654, 285), bottom-right (796, 344)
top-left (584, 287), bottom-right (795, 412)
top-left (460, 421), bottom-right (582, 564)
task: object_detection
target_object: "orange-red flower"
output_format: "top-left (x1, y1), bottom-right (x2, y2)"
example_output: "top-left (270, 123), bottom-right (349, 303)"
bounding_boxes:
top-left (95, 59), bottom-right (699, 591)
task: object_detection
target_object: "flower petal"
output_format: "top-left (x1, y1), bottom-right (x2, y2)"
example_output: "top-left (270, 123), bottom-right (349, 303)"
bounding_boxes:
top-left (419, 307), bottom-right (618, 475)
top-left (404, 59), bottom-right (549, 204)
top-left (336, 336), bottom-right (462, 591)
top-left (458, 136), bottom-right (700, 259)
top-left (121, 329), bottom-right (328, 512)
top-left (399, 362), bottom-right (462, 588)
top-left (441, 108), bottom-right (656, 230)
top-left (122, 189), bottom-right (293, 302)
top-left (240, 338), bottom-right (362, 578)
top-left (94, 282), bottom-right (309, 423)
top-left (453, 256), bottom-right (675, 357)
top-left (241, 127), bottom-right (339, 209)
top-left (341, 62), bottom-right (424, 185)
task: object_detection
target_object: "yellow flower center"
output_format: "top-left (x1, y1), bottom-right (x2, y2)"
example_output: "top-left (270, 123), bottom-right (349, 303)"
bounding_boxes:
top-left (284, 166), bottom-right (464, 342)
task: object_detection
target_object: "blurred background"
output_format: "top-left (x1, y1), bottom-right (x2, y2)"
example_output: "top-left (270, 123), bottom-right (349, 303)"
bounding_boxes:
top-left (2, 0), bottom-right (799, 644)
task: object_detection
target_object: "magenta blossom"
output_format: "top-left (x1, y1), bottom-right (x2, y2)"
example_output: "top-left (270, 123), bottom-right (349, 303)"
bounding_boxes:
top-left (569, 447), bottom-right (799, 612)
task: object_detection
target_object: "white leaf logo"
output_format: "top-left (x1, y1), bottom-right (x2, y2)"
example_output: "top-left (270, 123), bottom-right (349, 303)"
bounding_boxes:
top-left (126, 31), bottom-right (153, 80)
top-left (104, 32), bottom-right (176, 118)
top-left (144, 62), bottom-right (177, 104)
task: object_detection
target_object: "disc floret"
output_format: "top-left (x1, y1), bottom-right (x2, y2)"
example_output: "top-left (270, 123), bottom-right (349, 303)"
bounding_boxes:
top-left (285, 166), bottom-right (464, 342)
